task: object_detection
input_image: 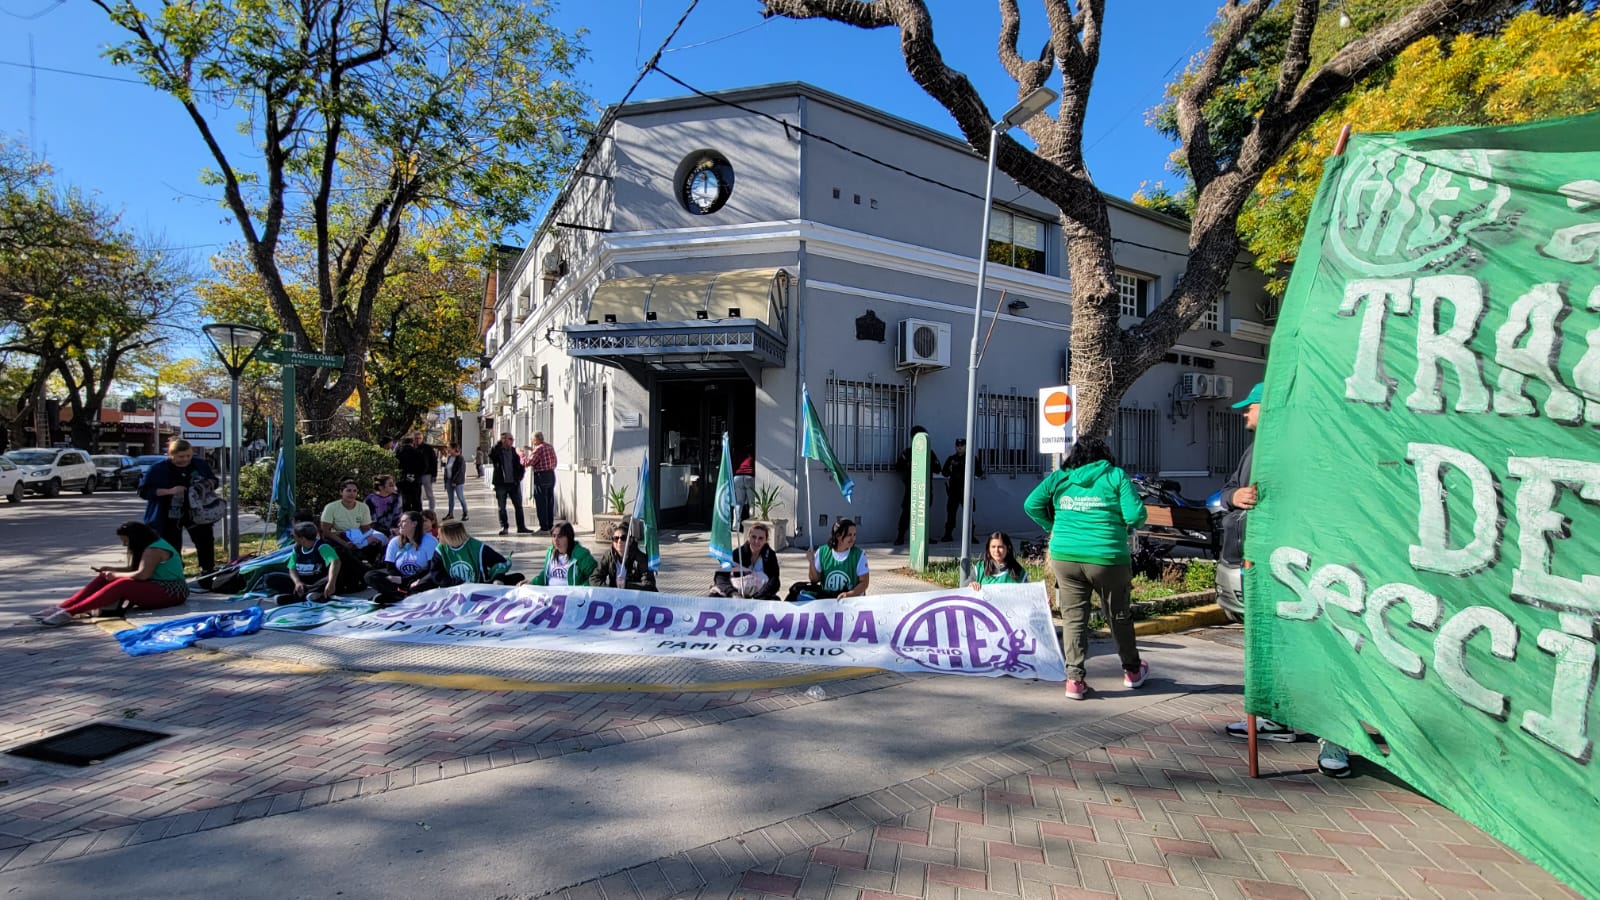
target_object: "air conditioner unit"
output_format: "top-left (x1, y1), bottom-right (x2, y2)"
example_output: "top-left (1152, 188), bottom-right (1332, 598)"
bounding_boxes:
top-left (1211, 375), bottom-right (1234, 401)
top-left (519, 358), bottom-right (545, 393)
top-left (1177, 372), bottom-right (1203, 400)
top-left (542, 252), bottom-right (565, 276)
top-left (896, 318), bottom-right (951, 369)
top-left (486, 332), bottom-right (500, 355)
top-left (497, 380), bottom-right (511, 404)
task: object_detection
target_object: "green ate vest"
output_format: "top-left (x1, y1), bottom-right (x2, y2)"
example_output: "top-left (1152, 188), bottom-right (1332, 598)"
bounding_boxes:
top-left (437, 538), bottom-right (507, 584)
top-left (817, 545), bottom-right (864, 594)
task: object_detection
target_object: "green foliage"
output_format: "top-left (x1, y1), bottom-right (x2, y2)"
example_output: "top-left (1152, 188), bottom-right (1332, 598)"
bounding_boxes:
top-left (751, 483), bottom-right (784, 518)
top-left (237, 439), bottom-right (398, 515)
top-left (604, 484), bottom-right (630, 515)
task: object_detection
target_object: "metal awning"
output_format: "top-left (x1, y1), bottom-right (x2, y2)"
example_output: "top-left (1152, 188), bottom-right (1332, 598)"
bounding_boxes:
top-left (564, 269), bottom-right (790, 378)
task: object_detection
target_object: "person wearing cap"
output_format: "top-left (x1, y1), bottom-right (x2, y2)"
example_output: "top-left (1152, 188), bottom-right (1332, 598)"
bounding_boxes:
top-left (1217, 382), bottom-right (1350, 778)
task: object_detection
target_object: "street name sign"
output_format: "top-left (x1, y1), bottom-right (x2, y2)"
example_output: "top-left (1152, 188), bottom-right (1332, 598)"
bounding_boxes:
top-left (259, 348), bottom-right (345, 368)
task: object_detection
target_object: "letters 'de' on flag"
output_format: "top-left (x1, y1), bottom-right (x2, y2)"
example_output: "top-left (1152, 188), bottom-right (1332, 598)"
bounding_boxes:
top-left (1247, 114), bottom-right (1600, 897)
top-left (802, 384), bottom-right (854, 502)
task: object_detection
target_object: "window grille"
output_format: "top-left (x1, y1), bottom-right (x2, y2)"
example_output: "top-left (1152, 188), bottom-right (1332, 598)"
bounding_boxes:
top-left (988, 209), bottom-right (1048, 274)
top-left (976, 391), bottom-right (1044, 475)
top-left (1208, 408), bottom-right (1250, 474)
top-left (1191, 292), bottom-right (1223, 332)
top-left (577, 381), bottom-right (605, 466)
top-left (533, 398), bottom-right (554, 446)
top-left (824, 377), bottom-right (908, 471)
top-left (1116, 407), bottom-right (1161, 473)
top-left (1116, 272), bottom-right (1150, 319)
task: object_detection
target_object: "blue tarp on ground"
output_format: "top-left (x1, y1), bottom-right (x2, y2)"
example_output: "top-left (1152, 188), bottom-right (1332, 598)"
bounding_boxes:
top-left (114, 607), bottom-right (265, 656)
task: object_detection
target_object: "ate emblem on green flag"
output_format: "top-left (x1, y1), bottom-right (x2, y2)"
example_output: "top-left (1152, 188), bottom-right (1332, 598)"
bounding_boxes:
top-left (1247, 112), bottom-right (1600, 898)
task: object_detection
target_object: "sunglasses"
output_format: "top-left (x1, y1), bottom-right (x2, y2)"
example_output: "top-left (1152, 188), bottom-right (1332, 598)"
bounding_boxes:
top-left (611, 534), bottom-right (627, 541)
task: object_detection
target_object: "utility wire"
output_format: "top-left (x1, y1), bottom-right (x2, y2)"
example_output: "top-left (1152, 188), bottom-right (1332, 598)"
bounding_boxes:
top-left (0, 57), bottom-right (146, 84)
top-left (0, 0), bottom-right (64, 20)
top-left (662, 16), bottom-right (772, 54)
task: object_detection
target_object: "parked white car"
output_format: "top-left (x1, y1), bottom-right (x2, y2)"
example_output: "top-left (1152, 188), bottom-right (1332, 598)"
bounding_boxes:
top-left (0, 456), bottom-right (23, 503)
top-left (3, 448), bottom-right (98, 497)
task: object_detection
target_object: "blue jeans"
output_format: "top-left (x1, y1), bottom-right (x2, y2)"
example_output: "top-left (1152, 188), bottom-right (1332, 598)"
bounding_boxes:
top-left (445, 483), bottom-right (467, 519)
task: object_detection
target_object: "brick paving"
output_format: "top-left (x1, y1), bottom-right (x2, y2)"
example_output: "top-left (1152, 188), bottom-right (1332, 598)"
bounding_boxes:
top-left (540, 693), bottom-right (1579, 900)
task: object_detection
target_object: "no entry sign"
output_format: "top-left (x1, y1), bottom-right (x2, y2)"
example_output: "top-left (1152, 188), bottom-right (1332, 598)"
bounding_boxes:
top-left (179, 399), bottom-right (228, 448)
top-left (1037, 385), bottom-right (1077, 454)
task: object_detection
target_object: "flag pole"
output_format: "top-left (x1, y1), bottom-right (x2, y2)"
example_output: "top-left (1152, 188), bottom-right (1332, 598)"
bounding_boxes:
top-left (805, 453), bottom-right (815, 555)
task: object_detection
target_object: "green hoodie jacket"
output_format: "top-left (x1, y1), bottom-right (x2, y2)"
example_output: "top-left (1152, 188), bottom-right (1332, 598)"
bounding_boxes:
top-left (530, 541), bottom-right (597, 586)
top-left (1023, 460), bottom-right (1147, 565)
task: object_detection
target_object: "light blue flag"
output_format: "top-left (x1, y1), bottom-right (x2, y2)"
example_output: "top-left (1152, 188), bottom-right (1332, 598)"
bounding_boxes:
top-left (633, 451), bottom-right (659, 571)
top-left (709, 432), bottom-right (735, 568)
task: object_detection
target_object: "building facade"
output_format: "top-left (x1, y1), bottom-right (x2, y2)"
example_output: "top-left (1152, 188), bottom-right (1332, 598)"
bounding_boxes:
top-left (481, 83), bottom-right (1273, 544)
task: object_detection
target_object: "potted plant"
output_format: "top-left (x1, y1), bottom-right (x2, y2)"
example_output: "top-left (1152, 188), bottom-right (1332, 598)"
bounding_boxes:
top-left (594, 484), bottom-right (629, 540)
top-left (743, 483), bottom-right (790, 550)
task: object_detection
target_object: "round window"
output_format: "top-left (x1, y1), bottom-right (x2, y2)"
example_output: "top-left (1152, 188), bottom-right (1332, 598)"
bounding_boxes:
top-left (676, 150), bottom-right (734, 215)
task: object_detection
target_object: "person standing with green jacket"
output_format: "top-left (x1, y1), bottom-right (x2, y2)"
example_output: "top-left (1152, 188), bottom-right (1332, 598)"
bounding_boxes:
top-left (1023, 438), bottom-right (1149, 701)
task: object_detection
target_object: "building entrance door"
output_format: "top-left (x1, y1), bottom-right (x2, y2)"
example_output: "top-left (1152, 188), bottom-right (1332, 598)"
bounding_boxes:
top-left (657, 378), bottom-right (754, 527)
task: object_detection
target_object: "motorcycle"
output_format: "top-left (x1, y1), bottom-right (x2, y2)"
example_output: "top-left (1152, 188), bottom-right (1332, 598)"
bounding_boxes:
top-left (1128, 474), bottom-right (1225, 578)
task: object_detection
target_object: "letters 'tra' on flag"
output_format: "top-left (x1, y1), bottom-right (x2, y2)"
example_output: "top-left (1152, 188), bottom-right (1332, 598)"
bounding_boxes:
top-left (802, 383), bottom-right (854, 503)
top-left (709, 433), bottom-right (735, 568)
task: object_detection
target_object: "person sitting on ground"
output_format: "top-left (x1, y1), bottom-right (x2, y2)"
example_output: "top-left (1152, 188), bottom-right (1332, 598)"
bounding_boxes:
top-left (261, 522), bottom-right (343, 606)
top-left (366, 475), bottom-right (403, 536)
top-left (969, 531), bottom-right (1028, 590)
top-left (711, 522), bottom-right (781, 599)
top-left (786, 517), bottom-right (870, 602)
top-left (529, 520), bottom-right (596, 587)
top-left (319, 478), bottom-right (384, 567)
top-left (364, 511), bottom-right (439, 605)
top-left (427, 521), bottom-right (524, 587)
top-left (37, 521), bottom-right (189, 625)
top-left (590, 519), bottom-right (658, 592)
top-left (418, 509), bottom-right (441, 539)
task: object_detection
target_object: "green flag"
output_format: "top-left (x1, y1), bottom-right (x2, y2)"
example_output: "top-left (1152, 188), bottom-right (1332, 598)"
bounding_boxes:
top-left (709, 432), bottom-right (734, 568)
top-left (633, 451), bottom-right (658, 570)
top-left (1247, 113), bottom-right (1600, 898)
top-left (802, 383), bottom-right (854, 502)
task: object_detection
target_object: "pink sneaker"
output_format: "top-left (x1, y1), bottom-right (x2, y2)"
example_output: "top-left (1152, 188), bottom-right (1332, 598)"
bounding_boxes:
top-left (1124, 661), bottom-right (1150, 689)
top-left (1064, 679), bottom-right (1088, 700)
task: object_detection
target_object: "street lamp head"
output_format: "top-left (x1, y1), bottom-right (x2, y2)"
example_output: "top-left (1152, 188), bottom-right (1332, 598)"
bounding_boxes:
top-left (998, 86), bottom-right (1058, 131)
top-left (202, 322), bottom-right (272, 376)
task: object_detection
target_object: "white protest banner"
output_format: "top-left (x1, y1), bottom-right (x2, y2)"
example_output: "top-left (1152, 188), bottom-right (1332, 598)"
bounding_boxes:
top-left (299, 583), bottom-right (1065, 681)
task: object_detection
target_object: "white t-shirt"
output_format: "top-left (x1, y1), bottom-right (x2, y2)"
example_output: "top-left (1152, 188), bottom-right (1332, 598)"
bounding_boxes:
top-left (546, 553), bottom-right (575, 586)
top-left (386, 534), bottom-right (439, 577)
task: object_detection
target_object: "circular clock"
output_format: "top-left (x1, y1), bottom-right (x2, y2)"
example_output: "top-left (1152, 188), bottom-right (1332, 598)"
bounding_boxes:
top-left (677, 152), bottom-right (733, 215)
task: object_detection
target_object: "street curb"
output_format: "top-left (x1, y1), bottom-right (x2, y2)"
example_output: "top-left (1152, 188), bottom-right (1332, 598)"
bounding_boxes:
top-left (1129, 601), bottom-right (1232, 636)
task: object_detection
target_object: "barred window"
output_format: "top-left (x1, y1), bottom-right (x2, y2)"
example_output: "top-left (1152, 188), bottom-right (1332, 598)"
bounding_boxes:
top-left (1190, 292), bottom-right (1223, 332)
top-left (977, 392), bottom-right (1044, 475)
top-left (1116, 407), bottom-right (1161, 473)
top-left (1208, 408), bottom-right (1250, 474)
top-left (1116, 271), bottom-right (1151, 319)
top-left (533, 398), bottom-right (554, 447)
top-left (824, 377), bottom-right (908, 471)
top-left (576, 380), bottom-right (606, 466)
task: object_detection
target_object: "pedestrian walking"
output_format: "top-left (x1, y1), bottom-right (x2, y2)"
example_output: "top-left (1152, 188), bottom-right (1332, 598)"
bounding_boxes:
top-left (488, 432), bottom-right (533, 535)
top-left (442, 444), bottom-right (468, 521)
top-left (527, 431), bottom-right (557, 532)
top-left (1023, 437), bottom-right (1149, 701)
top-left (894, 426), bottom-right (939, 545)
top-left (418, 439), bottom-right (439, 511)
top-left (940, 437), bottom-right (983, 544)
top-left (136, 438), bottom-right (219, 574)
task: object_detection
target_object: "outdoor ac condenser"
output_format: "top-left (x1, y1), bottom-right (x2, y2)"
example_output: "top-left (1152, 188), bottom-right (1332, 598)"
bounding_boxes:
top-left (896, 318), bottom-right (951, 369)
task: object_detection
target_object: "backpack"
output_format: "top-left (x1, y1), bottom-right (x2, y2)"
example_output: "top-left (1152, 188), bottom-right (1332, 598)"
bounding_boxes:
top-left (187, 478), bottom-right (226, 525)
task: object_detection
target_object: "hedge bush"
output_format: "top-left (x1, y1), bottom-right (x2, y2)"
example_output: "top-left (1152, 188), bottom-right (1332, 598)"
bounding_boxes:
top-left (237, 439), bottom-right (399, 517)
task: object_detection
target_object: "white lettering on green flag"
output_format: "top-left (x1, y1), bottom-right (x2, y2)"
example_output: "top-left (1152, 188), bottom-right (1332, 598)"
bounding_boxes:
top-left (709, 432), bottom-right (734, 567)
top-left (802, 383), bottom-right (854, 502)
top-left (1248, 113), bottom-right (1600, 898)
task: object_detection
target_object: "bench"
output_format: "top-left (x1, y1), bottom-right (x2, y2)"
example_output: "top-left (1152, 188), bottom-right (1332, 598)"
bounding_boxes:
top-left (1136, 504), bottom-right (1217, 557)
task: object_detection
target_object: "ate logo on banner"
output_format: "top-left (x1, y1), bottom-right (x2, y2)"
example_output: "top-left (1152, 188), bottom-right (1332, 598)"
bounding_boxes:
top-left (890, 596), bottom-right (1039, 675)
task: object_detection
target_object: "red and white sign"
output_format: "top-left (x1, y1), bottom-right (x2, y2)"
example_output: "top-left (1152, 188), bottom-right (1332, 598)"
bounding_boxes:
top-left (1037, 385), bottom-right (1077, 454)
top-left (179, 399), bottom-right (228, 447)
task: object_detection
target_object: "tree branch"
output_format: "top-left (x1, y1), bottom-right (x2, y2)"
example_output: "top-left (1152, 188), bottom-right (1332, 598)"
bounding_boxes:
top-left (1174, 0), bottom-right (1272, 193)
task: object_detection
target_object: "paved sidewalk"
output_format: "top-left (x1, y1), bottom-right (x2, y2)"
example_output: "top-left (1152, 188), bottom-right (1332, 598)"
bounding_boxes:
top-left (0, 487), bottom-right (1578, 899)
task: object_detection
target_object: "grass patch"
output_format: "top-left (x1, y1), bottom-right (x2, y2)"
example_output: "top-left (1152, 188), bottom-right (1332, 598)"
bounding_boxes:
top-left (177, 534), bottom-right (281, 576)
top-left (898, 557), bottom-right (1218, 630)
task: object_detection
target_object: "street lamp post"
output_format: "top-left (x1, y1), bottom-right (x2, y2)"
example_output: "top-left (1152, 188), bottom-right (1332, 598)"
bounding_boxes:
top-left (202, 322), bottom-right (271, 562)
top-left (960, 86), bottom-right (1057, 582)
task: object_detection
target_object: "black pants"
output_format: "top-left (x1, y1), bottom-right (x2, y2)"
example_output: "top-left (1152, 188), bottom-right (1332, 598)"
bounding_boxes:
top-left (363, 569), bottom-right (427, 603)
top-left (159, 520), bottom-right (216, 572)
top-left (495, 483), bottom-right (527, 530)
top-left (532, 470), bottom-right (555, 531)
top-left (397, 478), bottom-right (422, 513)
top-left (784, 582), bottom-right (842, 603)
top-left (261, 572), bottom-right (328, 605)
top-left (942, 491), bottom-right (963, 541)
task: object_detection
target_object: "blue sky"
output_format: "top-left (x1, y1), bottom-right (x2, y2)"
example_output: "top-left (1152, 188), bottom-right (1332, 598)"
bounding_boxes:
top-left (0, 0), bottom-right (1222, 257)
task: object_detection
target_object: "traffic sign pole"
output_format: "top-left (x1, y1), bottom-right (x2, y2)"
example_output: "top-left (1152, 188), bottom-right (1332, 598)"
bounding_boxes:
top-left (278, 333), bottom-right (296, 541)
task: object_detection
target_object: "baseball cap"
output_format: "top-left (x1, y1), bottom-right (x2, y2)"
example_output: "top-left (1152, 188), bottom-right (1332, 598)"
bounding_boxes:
top-left (1231, 382), bottom-right (1264, 409)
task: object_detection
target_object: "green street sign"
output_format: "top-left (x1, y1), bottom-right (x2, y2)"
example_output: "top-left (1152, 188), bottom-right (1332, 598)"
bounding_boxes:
top-left (260, 348), bottom-right (344, 368)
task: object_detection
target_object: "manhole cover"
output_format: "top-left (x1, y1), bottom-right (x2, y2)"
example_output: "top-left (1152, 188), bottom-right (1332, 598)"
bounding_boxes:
top-left (7, 722), bottom-right (172, 767)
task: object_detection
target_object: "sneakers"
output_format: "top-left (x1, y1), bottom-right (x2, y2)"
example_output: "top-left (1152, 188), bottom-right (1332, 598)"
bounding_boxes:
top-left (1225, 718), bottom-right (1302, 742)
top-left (1317, 740), bottom-right (1352, 778)
top-left (1064, 679), bottom-right (1088, 700)
top-left (39, 609), bottom-right (76, 627)
top-left (1123, 661), bottom-right (1150, 689)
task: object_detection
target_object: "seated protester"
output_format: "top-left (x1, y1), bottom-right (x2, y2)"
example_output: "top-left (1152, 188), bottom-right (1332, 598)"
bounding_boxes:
top-left (419, 509), bottom-right (441, 540)
top-left (262, 522), bottom-right (343, 606)
top-left (366, 475), bottom-right (403, 536)
top-left (363, 511), bottom-right (439, 605)
top-left (590, 519), bottom-right (657, 592)
top-left (37, 521), bottom-right (188, 625)
top-left (321, 479), bottom-right (385, 566)
top-left (969, 531), bottom-right (1029, 590)
top-left (785, 517), bottom-right (870, 602)
top-left (711, 523), bottom-right (781, 599)
top-left (529, 520), bottom-right (596, 587)
top-left (427, 521), bottom-right (524, 587)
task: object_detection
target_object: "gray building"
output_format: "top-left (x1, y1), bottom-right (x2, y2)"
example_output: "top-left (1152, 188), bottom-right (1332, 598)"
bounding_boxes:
top-left (481, 83), bottom-right (1272, 545)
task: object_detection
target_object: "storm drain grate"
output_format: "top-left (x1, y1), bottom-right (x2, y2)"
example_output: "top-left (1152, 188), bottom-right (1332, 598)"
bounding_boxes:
top-left (7, 722), bottom-right (172, 767)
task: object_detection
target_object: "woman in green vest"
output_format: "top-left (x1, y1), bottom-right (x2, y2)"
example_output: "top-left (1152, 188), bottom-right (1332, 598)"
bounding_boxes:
top-left (530, 520), bottom-right (597, 587)
top-left (787, 517), bottom-right (870, 601)
top-left (969, 531), bottom-right (1028, 589)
